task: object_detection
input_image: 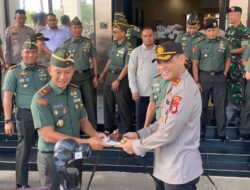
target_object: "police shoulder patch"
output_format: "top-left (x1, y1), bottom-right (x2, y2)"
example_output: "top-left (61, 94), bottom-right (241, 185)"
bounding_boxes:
top-left (38, 85), bottom-right (51, 96)
top-left (170, 96), bottom-right (182, 114)
top-left (69, 83), bottom-right (79, 88)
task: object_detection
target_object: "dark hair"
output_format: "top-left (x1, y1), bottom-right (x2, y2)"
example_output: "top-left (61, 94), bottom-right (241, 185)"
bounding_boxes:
top-left (15, 9), bottom-right (26, 15)
top-left (60, 15), bottom-right (70, 25)
top-left (31, 13), bottom-right (38, 24)
top-left (142, 27), bottom-right (154, 33)
top-left (47, 13), bottom-right (56, 18)
top-left (37, 12), bottom-right (47, 22)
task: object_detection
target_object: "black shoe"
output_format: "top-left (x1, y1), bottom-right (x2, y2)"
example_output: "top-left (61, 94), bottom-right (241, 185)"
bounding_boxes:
top-left (16, 184), bottom-right (30, 189)
top-left (219, 136), bottom-right (229, 143)
top-left (200, 135), bottom-right (205, 141)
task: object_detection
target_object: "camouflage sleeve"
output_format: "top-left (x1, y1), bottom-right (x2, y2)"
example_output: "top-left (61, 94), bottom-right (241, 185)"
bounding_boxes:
top-left (241, 27), bottom-right (250, 46)
top-left (2, 69), bottom-right (16, 92)
top-left (224, 41), bottom-right (231, 59)
top-left (133, 26), bottom-right (142, 39)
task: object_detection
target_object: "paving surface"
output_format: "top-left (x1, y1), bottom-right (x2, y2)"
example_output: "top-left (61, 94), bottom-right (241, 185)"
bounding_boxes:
top-left (0, 171), bottom-right (250, 190)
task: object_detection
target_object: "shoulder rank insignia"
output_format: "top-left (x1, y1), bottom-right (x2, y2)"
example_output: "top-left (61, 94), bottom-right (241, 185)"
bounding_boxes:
top-left (39, 85), bottom-right (51, 96)
top-left (153, 74), bottom-right (161, 78)
top-left (172, 78), bottom-right (181, 86)
top-left (170, 96), bottom-right (182, 114)
top-left (69, 83), bottom-right (79, 88)
top-left (37, 98), bottom-right (48, 106)
top-left (9, 64), bottom-right (19, 70)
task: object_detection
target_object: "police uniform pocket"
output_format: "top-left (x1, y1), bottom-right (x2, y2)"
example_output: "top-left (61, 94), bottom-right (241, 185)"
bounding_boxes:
top-left (11, 33), bottom-right (19, 44)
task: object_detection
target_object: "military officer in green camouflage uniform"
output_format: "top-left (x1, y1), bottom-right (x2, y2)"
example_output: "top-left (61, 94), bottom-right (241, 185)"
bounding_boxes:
top-left (62, 17), bottom-right (98, 129)
top-left (175, 12), bottom-right (205, 74)
top-left (193, 19), bottom-right (231, 142)
top-left (225, 6), bottom-right (250, 122)
top-left (3, 40), bottom-right (49, 189)
top-left (114, 12), bottom-right (141, 49)
top-left (99, 17), bottom-right (133, 133)
top-left (144, 75), bottom-right (169, 128)
top-left (31, 48), bottom-right (106, 190)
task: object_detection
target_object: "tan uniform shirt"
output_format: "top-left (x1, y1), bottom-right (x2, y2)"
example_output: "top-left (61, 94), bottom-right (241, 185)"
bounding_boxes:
top-left (133, 70), bottom-right (203, 184)
top-left (4, 25), bottom-right (34, 64)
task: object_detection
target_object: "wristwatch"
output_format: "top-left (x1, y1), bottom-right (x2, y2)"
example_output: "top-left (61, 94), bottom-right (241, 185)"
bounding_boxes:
top-left (4, 119), bottom-right (12, 124)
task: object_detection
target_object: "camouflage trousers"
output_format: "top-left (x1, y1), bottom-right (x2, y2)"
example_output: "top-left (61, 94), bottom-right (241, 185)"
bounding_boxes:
top-left (228, 58), bottom-right (245, 112)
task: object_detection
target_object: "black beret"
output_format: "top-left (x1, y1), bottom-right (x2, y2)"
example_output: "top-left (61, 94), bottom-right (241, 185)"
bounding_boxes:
top-left (228, 6), bottom-right (242, 13)
top-left (204, 19), bottom-right (218, 30)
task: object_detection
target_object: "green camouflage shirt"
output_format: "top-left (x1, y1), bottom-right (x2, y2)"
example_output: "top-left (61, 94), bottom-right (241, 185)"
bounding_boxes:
top-left (225, 23), bottom-right (250, 61)
top-left (126, 26), bottom-right (141, 49)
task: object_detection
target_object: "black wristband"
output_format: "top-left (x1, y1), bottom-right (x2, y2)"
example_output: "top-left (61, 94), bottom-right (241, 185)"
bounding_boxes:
top-left (4, 119), bottom-right (12, 124)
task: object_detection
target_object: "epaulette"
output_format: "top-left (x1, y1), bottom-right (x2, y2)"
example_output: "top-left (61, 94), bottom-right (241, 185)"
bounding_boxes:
top-left (69, 83), bottom-right (79, 88)
top-left (83, 36), bottom-right (91, 41)
top-left (38, 85), bottom-right (51, 96)
top-left (9, 64), bottom-right (20, 70)
top-left (38, 64), bottom-right (47, 68)
top-left (217, 36), bottom-right (227, 41)
top-left (196, 37), bottom-right (206, 44)
top-left (153, 74), bottom-right (161, 78)
top-left (9, 26), bottom-right (18, 33)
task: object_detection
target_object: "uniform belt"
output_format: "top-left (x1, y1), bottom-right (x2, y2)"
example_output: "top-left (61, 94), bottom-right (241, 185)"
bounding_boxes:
top-left (40, 151), bottom-right (54, 154)
top-left (17, 108), bottom-right (31, 112)
top-left (200, 70), bottom-right (223, 76)
top-left (109, 69), bottom-right (121, 74)
top-left (75, 69), bottom-right (90, 74)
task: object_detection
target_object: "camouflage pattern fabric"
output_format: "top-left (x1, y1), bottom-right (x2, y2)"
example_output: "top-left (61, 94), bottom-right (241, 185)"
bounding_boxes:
top-left (225, 23), bottom-right (250, 112)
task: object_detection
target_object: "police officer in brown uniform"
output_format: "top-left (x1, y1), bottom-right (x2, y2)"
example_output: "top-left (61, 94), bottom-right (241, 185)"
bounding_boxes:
top-left (4, 9), bottom-right (34, 70)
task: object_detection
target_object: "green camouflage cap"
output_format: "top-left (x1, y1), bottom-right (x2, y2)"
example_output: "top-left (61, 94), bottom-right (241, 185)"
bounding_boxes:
top-left (22, 39), bottom-right (38, 50)
top-left (113, 19), bottom-right (129, 31)
top-left (187, 12), bottom-right (200, 25)
top-left (50, 48), bottom-right (74, 68)
top-left (70, 16), bottom-right (82, 26)
top-left (114, 12), bottom-right (127, 20)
